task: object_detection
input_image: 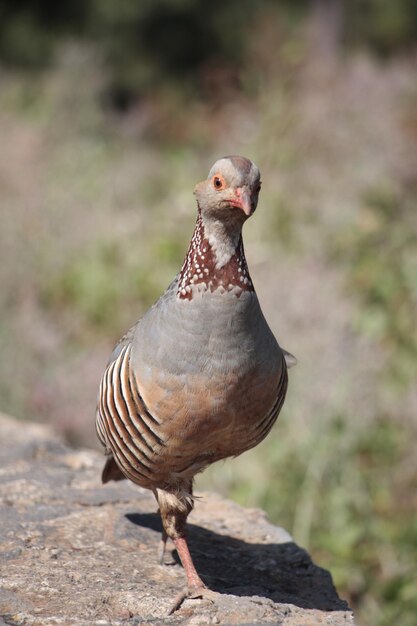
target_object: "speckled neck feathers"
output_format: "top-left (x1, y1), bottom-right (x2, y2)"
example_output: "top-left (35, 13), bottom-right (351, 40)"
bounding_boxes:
top-left (177, 209), bottom-right (254, 300)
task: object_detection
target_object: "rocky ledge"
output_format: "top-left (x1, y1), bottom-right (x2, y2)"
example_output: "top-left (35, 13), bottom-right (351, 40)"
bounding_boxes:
top-left (0, 413), bottom-right (355, 626)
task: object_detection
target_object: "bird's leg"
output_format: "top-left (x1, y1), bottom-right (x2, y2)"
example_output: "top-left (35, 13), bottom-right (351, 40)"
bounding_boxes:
top-left (154, 484), bottom-right (216, 614)
top-left (168, 534), bottom-right (217, 615)
top-left (158, 526), bottom-right (168, 565)
top-left (168, 537), bottom-right (217, 615)
top-left (173, 535), bottom-right (205, 590)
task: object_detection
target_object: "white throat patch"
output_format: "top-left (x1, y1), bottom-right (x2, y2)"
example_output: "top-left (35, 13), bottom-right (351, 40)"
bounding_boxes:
top-left (205, 220), bottom-right (240, 269)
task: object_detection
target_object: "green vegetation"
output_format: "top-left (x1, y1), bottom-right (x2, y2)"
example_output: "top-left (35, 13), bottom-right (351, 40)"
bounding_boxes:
top-left (335, 182), bottom-right (417, 387)
top-left (42, 237), bottom-right (184, 338)
top-left (0, 4), bottom-right (416, 626)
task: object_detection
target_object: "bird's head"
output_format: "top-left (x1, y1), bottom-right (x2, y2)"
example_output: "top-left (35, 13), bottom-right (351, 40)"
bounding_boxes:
top-left (194, 155), bottom-right (261, 223)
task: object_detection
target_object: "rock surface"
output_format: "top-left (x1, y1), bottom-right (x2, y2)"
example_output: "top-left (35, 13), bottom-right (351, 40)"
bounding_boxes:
top-left (0, 413), bottom-right (355, 626)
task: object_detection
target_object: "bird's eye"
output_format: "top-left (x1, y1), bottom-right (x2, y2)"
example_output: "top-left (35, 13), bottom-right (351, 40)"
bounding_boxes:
top-left (255, 182), bottom-right (262, 193)
top-left (213, 176), bottom-right (224, 190)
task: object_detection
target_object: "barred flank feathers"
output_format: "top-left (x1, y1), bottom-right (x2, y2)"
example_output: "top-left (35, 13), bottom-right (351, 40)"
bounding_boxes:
top-left (96, 344), bottom-right (164, 486)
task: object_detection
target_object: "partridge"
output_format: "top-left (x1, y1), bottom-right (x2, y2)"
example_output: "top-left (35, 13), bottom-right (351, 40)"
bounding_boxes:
top-left (96, 155), bottom-right (295, 609)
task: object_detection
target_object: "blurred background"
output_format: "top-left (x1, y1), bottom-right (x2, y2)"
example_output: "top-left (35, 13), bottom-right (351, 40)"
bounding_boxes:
top-left (0, 0), bottom-right (416, 624)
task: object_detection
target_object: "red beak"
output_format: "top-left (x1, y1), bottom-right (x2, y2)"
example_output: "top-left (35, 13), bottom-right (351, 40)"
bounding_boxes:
top-left (229, 187), bottom-right (253, 216)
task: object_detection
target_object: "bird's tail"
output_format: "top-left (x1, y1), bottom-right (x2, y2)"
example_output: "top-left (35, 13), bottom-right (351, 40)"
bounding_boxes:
top-left (101, 454), bottom-right (126, 483)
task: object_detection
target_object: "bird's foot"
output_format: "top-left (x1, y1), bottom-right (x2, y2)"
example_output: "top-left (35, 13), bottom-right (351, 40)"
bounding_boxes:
top-left (167, 584), bottom-right (218, 615)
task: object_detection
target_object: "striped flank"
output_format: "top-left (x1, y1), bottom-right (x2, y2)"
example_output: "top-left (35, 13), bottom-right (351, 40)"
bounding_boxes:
top-left (96, 344), bottom-right (165, 486)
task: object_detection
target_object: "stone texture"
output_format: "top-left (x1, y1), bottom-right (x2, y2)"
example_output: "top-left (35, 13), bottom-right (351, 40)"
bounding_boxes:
top-left (0, 413), bottom-right (355, 625)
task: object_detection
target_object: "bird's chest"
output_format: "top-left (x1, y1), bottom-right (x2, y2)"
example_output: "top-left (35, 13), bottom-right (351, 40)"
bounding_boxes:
top-left (132, 290), bottom-right (281, 439)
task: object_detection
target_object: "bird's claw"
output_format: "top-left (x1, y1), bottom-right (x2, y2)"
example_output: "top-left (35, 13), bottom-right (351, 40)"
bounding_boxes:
top-left (167, 585), bottom-right (218, 615)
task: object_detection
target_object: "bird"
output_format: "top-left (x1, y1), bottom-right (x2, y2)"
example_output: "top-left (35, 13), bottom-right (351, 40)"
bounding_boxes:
top-left (96, 155), bottom-right (295, 611)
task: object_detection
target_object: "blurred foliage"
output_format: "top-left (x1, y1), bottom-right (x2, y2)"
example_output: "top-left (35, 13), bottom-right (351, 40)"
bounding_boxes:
top-left (346, 0), bottom-right (417, 54)
top-left (331, 181), bottom-right (417, 387)
top-left (42, 236), bottom-right (185, 339)
top-left (0, 0), bottom-right (255, 106)
top-left (1, 0), bottom-right (417, 106)
top-left (0, 0), bottom-right (89, 67)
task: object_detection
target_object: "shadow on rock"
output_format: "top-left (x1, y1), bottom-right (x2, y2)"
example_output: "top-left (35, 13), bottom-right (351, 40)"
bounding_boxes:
top-left (125, 512), bottom-right (349, 612)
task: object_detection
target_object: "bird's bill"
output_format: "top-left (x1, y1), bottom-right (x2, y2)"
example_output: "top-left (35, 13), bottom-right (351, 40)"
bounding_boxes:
top-left (229, 187), bottom-right (253, 216)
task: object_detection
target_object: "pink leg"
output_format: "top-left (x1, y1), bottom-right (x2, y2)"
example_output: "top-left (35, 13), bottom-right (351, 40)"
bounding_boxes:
top-left (173, 536), bottom-right (205, 589)
top-left (167, 537), bottom-right (218, 614)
